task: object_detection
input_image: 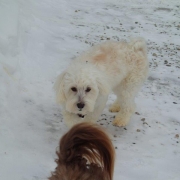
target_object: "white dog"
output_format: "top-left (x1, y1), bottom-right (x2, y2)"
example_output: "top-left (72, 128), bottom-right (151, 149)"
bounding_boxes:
top-left (54, 38), bottom-right (148, 127)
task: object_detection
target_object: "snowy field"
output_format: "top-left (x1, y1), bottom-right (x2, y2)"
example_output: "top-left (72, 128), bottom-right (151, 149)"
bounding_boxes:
top-left (0, 0), bottom-right (180, 179)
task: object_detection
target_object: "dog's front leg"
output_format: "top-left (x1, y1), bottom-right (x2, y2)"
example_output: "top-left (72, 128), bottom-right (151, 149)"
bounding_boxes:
top-left (85, 95), bottom-right (108, 123)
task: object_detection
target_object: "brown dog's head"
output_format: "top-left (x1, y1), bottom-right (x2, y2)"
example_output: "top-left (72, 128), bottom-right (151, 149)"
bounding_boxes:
top-left (49, 123), bottom-right (115, 180)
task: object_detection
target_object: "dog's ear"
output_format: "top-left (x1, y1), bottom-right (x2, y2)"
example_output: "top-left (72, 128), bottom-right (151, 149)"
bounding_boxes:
top-left (96, 76), bottom-right (110, 96)
top-left (54, 72), bottom-right (66, 103)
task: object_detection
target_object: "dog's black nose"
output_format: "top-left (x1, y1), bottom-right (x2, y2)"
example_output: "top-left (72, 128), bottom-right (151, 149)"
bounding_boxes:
top-left (77, 103), bottom-right (85, 109)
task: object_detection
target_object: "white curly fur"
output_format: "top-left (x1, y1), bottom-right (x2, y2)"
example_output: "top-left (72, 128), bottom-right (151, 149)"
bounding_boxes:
top-left (54, 38), bottom-right (149, 127)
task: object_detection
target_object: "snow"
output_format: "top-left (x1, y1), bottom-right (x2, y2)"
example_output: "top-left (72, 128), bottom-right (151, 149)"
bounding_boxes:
top-left (0, 0), bottom-right (180, 179)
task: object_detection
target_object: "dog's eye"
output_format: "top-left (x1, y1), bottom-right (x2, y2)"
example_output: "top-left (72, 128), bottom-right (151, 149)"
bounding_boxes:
top-left (85, 87), bottom-right (91, 92)
top-left (71, 87), bottom-right (77, 92)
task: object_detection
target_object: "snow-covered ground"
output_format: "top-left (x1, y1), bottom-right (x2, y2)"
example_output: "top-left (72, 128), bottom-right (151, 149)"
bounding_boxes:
top-left (0, 0), bottom-right (180, 179)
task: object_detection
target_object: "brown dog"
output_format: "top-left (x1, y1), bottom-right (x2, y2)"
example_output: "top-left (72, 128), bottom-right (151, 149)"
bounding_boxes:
top-left (49, 123), bottom-right (115, 180)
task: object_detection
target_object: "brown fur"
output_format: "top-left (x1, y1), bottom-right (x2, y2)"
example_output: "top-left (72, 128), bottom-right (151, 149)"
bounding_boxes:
top-left (49, 123), bottom-right (115, 180)
top-left (93, 53), bottom-right (107, 62)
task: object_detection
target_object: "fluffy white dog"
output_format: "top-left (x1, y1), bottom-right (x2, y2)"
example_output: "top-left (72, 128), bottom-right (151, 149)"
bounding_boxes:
top-left (54, 38), bottom-right (148, 127)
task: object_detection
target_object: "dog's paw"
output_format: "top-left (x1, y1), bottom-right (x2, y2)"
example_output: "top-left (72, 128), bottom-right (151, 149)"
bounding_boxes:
top-left (112, 116), bottom-right (129, 127)
top-left (109, 104), bottom-right (120, 113)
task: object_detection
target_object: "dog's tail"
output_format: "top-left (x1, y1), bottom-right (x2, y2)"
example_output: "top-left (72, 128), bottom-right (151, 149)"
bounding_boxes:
top-left (49, 123), bottom-right (115, 180)
top-left (129, 37), bottom-right (147, 56)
